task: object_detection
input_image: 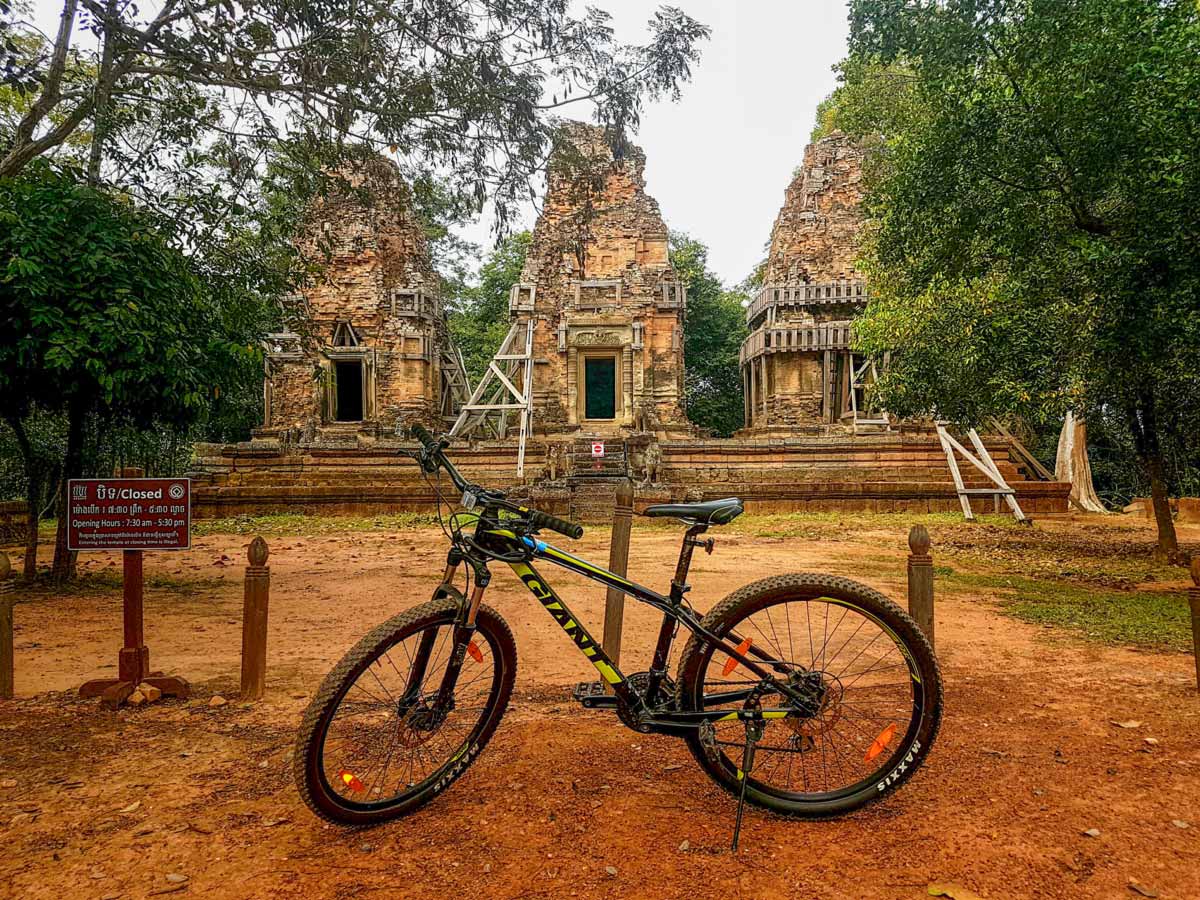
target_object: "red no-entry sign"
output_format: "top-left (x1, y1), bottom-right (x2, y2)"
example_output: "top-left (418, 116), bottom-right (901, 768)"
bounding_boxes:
top-left (67, 478), bottom-right (191, 551)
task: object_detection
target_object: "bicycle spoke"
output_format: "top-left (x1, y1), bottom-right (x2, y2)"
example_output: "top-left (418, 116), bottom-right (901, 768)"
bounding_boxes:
top-left (696, 594), bottom-right (920, 800)
top-left (318, 619), bottom-right (501, 808)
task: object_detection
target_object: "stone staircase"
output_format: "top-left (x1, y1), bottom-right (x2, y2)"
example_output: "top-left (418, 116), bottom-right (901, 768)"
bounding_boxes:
top-left (563, 437), bottom-right (630, 522)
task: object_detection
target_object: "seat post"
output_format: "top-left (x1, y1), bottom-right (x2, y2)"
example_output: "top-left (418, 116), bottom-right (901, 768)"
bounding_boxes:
top-left (670, 523), bottom-right (708, 604)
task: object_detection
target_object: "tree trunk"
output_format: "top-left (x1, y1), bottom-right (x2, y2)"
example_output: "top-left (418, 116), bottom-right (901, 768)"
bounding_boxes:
top-left (3, 413), bottom-right (42, 581)
top-left (1055, 412), bottom-right (1106, 513)
top-left (50, 403), bottom-right (86, 583)
top-left (1126, 393), bottom-right (1179, 562)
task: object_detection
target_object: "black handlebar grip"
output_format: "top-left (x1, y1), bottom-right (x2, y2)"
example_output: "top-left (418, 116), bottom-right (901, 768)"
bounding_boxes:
top-left (409, 423), bottom-right (436, 449)
top-left (529, 510), bottom-right (584, 540)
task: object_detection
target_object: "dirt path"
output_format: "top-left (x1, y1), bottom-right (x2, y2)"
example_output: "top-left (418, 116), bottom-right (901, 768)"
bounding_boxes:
top-left (1, 520), bottom-right (1198, 899)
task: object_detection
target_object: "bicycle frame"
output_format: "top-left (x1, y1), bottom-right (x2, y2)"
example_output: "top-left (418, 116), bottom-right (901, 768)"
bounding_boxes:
top-left (445, 527), bottom-right (813, 736)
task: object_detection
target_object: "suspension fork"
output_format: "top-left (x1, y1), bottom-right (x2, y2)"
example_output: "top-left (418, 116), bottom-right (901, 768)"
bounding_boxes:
top-left (433, 567), bottom-right (490, 710)
top-left (399, 547), bottom-right (474, 709)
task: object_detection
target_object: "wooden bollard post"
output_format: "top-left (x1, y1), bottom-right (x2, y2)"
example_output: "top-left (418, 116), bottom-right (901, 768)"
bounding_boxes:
top-left (907, 525), bottom-right (934, 648)
top-left (240, 537), bottom-right (270, 700)
top-left (602, 479), bottom-right (635, 671)
top-left (1188, 558), bottom-right (1200, 693)
top-left (1, 552), bottom-right (14, 700)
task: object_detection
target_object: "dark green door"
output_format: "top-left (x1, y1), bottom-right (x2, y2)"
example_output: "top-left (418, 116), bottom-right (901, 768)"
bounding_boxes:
top-left (584, 356), bottom-right (617, 420)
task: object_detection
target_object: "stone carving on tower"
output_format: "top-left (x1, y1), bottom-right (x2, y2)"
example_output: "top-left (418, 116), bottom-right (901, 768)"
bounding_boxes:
top-left (512, 123), bottom-right (690, 433)
top-left (260, 157), bottom-right (465, 441)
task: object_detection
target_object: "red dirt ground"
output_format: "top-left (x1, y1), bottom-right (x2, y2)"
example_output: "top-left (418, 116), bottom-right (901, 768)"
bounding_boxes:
top-left (1, 515), bottom-right (1198, 899)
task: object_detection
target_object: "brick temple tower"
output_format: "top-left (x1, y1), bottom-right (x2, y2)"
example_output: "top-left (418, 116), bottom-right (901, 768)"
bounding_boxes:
top-left (741, 132), bottom-right (879, 432)
top-left (509, 123), bottom-right (689, 433)
top-left (261, 158), bottom-right (465, 440)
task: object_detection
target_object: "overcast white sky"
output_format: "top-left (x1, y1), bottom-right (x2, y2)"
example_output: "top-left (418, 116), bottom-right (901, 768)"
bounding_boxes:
top-left (28, 0), bottom-right (850, 285)
top-left (546, 0), bottom-right (850, 285)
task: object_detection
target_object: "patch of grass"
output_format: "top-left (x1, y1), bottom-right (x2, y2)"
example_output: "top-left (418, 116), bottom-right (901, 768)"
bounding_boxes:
top-left (734, 511), bottom-right (1019, 540)
top-left (942, 571), bottom-right (1192, 651)
top-left (23, 570), bottom-right (226, 598)
top-left (193, 511), bottom-right (438, 536)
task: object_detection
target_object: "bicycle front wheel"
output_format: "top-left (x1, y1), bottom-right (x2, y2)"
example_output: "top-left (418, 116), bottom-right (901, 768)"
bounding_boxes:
top-left (294, 596), bottom-right (516, 825)
top-left (676, 574), bottom-right (941, 818)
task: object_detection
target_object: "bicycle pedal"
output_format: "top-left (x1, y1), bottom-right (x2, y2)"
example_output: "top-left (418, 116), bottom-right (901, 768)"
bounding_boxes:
top-left (572, 681), bottom-right (618, 709)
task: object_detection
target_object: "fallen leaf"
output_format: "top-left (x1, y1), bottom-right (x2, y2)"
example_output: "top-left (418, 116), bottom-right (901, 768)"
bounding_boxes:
top-left (165, 874), bottom-right (188, 884)
top-left (928, 883), bottom-right (984, 900)
top-left (1110, 720), bottom-right (1143, 729)
top-left (1128, 880), bottom-right (1159, 898)
top-left (1082, 828), bottom-right (1101, 838)
top-left (118, 801), bottom-right (141, 814)
top-left (1171, 819), bottom-right (1190, 829)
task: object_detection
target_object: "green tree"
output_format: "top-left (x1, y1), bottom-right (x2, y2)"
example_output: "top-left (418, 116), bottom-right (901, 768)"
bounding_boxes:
top-left (0, 163), bottom-right (262, 580)
top-left (672, 232), bottom-right (747, 437)
top-left (1, 0), bottom-right (708, 230)
top-left (842, 0), bottom-right (1200, 559)
top-left (448, 231), bottom-right (531, 384)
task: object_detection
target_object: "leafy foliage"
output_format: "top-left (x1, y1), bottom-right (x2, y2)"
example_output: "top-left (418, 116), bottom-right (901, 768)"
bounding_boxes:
top-left (0, 162), bottom-right (272, 577)
top-left (1, 164), bottom-right (254, 422)
top-left (1, 0), bottom-right (708, 233)
top-left (447, 231), bottom-right (531, 384)
top-left (672, 233), bottom-right (748, 437)
top-left (841, 0), bottom-right (1200, 554)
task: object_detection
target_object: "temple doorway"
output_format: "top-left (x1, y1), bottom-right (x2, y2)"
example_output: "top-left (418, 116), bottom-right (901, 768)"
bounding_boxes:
top-left (334, 360), bottom-right (364, 422)
top-left (582, 353), bottom-right (617, 421)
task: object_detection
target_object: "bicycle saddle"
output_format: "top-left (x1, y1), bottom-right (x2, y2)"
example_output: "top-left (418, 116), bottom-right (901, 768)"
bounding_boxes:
top-left (641, 497), bottom-right (744, 525)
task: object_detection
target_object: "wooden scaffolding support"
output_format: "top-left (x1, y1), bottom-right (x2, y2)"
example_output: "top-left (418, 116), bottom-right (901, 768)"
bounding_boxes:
top-left (838, 352), bottom-right (891, 433)
top-left (439, 345), bottom-right (471, 426)
top-left (935, 423), bottom-right (1028, 523)
top-left (989, 416), bottom-right (1094, 514)
top-left (449, 320), bottom-right (536, 477)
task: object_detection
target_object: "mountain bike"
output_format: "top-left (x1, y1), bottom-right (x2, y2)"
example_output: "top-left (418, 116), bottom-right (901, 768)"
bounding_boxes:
top-left (294, 426), bottom-right (942, 848)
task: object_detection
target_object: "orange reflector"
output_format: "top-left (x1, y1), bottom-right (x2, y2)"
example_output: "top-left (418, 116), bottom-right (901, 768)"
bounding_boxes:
top-left (722, 637), bottom-right (753, 676)
top-left (864, 723), bottom-right (898, 762)
top-left (467, 640), bottom-right (483, 663)
top-left (338, 770), bottom-right (365, 792)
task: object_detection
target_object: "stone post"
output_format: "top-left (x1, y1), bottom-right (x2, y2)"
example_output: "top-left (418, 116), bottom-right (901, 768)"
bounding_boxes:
top-left (240, 537), bottom-right (270, 700)
top-left (0, 552), bottom-right (13, 699)
top-left (907, 525), bottom-right (934, 648)
top-left (1189, 558), bottom-right (1200, 693)
top-left (602, 479), bottom-right (634, 670)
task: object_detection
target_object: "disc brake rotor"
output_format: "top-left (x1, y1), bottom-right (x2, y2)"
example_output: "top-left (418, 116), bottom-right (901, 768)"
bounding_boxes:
top-left (787, 673), bottom-right (844, 737)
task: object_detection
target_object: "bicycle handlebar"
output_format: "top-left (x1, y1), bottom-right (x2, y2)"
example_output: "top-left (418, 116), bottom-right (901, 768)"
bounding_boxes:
top-left (526, 509), bottom-right (585, 541)
top-left (406, 424), bottom-right (584, 540)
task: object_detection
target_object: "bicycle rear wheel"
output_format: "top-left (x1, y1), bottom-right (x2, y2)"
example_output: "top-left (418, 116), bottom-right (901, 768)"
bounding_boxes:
top-left (676, 573), bottom-right (941, 818)
top-left (294, 597), bottom-right (516, 825)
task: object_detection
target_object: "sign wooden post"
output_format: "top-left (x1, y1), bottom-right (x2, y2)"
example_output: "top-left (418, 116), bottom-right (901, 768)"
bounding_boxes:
top-left (75, 468), bottom-right (191, 708)
top-left (0, 552), bottom-right (14, 700)
top-left (907, 525), bottom-right (935, 648)
top-left (602, 478), bottom-right (634, 673)
top-left (1188, 558), bottom-right (1200, 693)
top-left (240, 537), bottom-right (270, 700)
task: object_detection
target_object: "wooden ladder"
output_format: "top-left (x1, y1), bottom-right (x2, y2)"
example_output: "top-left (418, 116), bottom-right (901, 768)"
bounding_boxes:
top-left (448, 320), bottom-right (536, 477)
top-left (935, 423), bottom-right (1028, 523)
